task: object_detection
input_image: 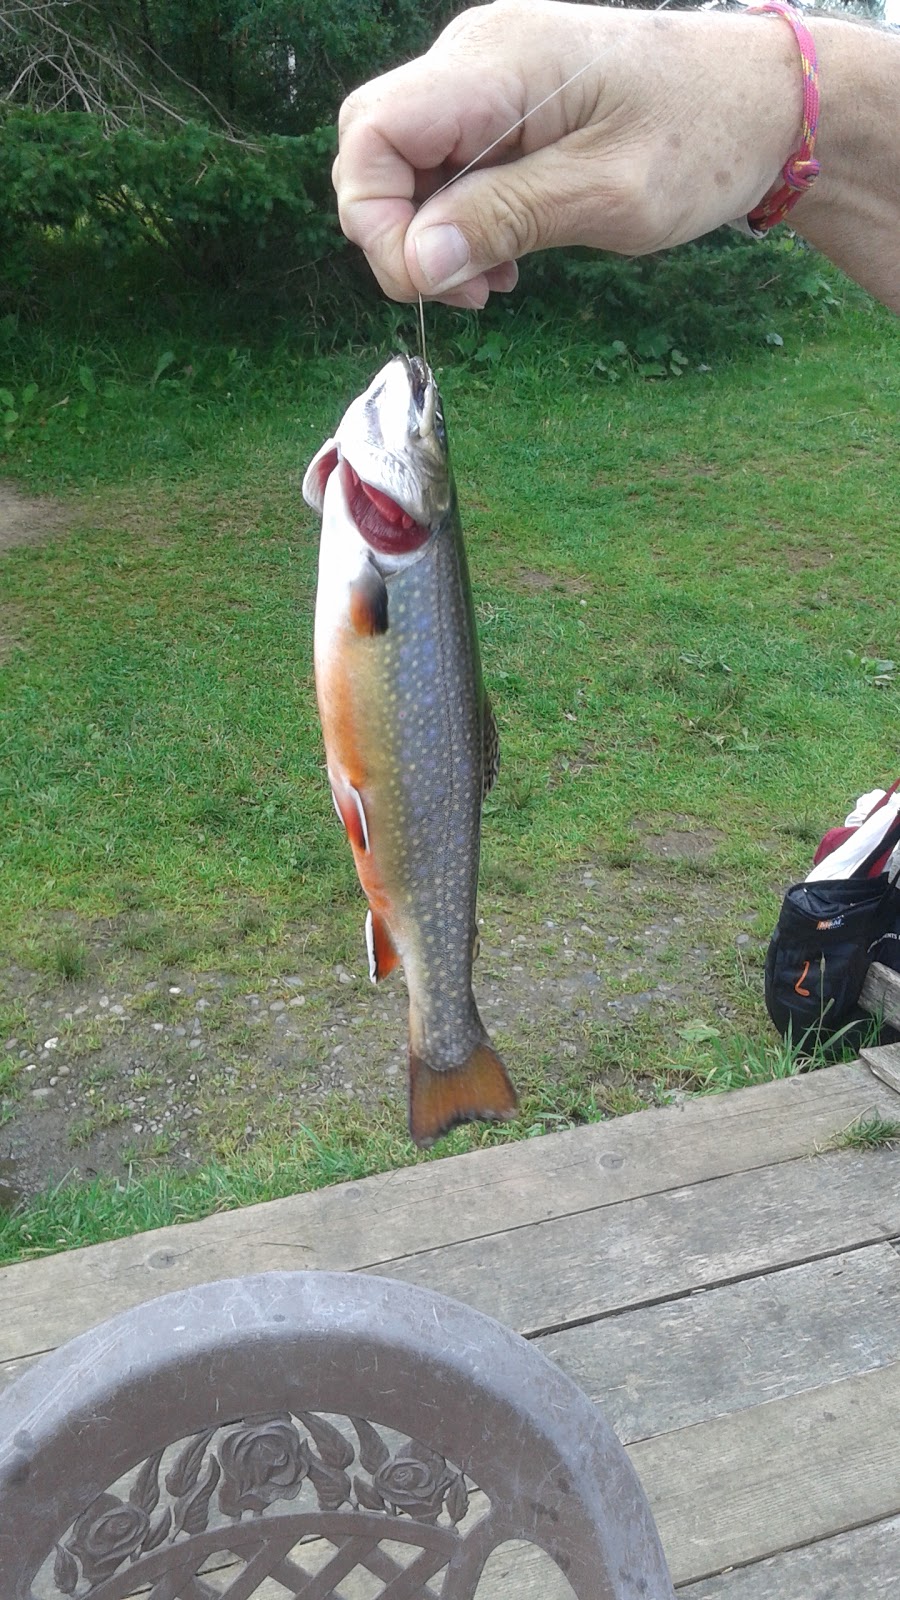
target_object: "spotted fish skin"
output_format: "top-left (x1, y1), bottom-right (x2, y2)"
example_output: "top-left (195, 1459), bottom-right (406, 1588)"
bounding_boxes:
top-left (303, 355), bottom-right (516, 1146)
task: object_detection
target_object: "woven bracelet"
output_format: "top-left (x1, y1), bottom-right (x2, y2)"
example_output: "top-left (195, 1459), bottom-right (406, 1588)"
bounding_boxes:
top-left (746, 1), bottom-right (820, 233)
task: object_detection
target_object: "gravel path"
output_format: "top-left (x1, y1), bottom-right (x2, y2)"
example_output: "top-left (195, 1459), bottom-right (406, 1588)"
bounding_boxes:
top-left (1, 854), bottom-right (760, 1203)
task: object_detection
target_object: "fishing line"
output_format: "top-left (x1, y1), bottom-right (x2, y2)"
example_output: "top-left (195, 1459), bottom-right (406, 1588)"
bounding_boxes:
top-left (417, 290), bottom-right (428, 368)
top-left (413, 0), bottom-right (677, 362)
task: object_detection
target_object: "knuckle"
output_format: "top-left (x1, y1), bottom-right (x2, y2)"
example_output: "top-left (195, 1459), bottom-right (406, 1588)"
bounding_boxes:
top-left (480, 183), bottom-right (542, 261)
top-left (338, 87), bottom-right (368, 138)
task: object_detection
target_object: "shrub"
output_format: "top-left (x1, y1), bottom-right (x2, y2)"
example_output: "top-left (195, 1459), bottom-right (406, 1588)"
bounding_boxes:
top-left (0, 110), bottom-right (339, 288)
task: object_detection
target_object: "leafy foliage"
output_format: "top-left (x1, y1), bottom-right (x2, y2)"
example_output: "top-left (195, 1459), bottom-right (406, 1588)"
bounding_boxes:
top-left (1, 1), bottom-right (455, 134)
top-left (1, 1), bottom-right (852, 332)
top-left (0, 108), bottom-right (337, 286)
top-left (511, 232), bottom-right (841, 364)
top-left (0, 1), bottom-right (455, 292)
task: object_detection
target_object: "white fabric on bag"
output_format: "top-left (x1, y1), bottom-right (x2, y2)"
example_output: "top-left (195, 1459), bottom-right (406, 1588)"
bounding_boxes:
top-left (845, 789), bottom-right (887, 827)
top-left (806, 793), bottom-right (900, 882)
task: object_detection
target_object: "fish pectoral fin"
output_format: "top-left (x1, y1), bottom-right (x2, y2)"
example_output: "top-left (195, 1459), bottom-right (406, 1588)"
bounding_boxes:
top-left (349, 561), bottom-right (389, 637)
top-left (408, 1040), bottom-right (518, 1148)
top-left (330, 778), bottom-right (370, 854)
top-left (366, 908), bottom-right (401, 984)
top-left (482, 691), bottom-right (500, 798)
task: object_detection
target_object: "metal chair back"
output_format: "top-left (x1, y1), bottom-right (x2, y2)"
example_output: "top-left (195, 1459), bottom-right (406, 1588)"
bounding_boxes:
top-left (0, 1271), bottom-right (675, 1598)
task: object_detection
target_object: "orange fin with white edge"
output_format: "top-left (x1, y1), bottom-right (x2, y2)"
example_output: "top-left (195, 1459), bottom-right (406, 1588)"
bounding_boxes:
top-left (331, 779), bottom-right (369, 855)
top-left (366, 908), bottom-right (401, 984)
top-left (408, 1041), bottom-right (518, 1148)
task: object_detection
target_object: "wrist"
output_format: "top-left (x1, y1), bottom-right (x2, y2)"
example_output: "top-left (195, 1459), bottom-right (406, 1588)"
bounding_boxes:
top-left (744, 4), bottom-right (820, 233)
top-left (629, 11), bottom-right (808, 246)
top-left (790, 19), bottom-right (891, 220)
top-left (787, 19), bottom-right (900, 310)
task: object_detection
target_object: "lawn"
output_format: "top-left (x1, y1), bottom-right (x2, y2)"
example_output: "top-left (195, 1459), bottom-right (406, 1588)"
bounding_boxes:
top-left (1, 249), bottom-right (898, 1261)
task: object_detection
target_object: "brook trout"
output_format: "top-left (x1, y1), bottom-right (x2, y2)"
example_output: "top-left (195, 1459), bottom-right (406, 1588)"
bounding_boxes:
top-left (303, 355), bottom-right (517, 1147)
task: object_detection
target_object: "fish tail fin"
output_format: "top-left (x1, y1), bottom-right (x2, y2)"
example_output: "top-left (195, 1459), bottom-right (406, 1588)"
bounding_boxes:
top-left (408, 1040), bottom-right (518, 1148)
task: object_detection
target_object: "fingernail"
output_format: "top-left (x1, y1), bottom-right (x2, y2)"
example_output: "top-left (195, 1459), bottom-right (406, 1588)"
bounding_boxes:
top-left (414, 224), bottom-right (471, 292)
top-left (443, 282), bottom-right (489, 311)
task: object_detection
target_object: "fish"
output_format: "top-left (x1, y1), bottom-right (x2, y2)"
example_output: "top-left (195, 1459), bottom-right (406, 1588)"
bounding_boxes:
top-left (302, 354), bottom-right (518, 1147)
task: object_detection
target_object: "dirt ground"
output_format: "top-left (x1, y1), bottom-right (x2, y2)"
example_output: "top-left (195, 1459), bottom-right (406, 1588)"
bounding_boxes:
top-left (0, 486), bottom-right (761, 1203)
top-left (0, 481), bottom-right (74, 663)
top-left (0, 852), bottom-right (757, 1203)
top-left (0, 481), bottom-right (70, 553)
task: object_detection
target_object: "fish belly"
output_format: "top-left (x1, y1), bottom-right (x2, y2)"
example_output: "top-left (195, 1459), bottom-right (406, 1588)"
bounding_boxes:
top-left (319, 524), bottom-right (483, 1059)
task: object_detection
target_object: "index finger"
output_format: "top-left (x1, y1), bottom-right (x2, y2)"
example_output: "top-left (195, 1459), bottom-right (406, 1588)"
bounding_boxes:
top-left (335, 59), bottom-right (521, 300)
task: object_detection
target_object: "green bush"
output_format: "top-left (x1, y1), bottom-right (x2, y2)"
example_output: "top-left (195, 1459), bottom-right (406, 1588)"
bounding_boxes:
top-left (512, 233), bottom-right (842, 361)
top-left (0, 110), bottom-right (339, 288)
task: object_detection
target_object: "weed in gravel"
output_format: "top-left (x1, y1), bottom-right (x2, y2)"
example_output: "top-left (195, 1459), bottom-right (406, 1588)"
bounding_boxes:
top-left (664, 1013), bottom-right (880, 1095)
top-left (68, 1101), bottom-right (130, 1147)
top-left (128, 1066), bottom-right (167, 1094)
top-left (0, 1056), bottom-right (22, 1093)
top-left (0, 1056), bottom-right (23, 1123)
top-left (59, 1018), bottom-right (105, 1057)
top-left (116, 916), bottom-right (168, 954)
top-left (0, 1000), bottom-right (36, 1047)
top-left (131, 988), bottom-right (194, 1023)
top-left (667, 1026), bottom-right (802, 1093)
top-left (46, 933), bottom-right (91, 982)
top-left (80, 1061), bottom-right (120, 1090)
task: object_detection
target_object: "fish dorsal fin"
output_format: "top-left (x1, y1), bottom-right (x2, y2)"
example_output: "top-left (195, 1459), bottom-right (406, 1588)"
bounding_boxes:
top-left (482, 692), bottom-right (500, 799)
top-left (366, 908), bottom-right (401, 984)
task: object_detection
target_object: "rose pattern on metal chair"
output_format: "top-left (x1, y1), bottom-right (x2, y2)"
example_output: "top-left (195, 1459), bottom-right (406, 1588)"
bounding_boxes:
top-left (46, 1411), bottom-right (476, 1597)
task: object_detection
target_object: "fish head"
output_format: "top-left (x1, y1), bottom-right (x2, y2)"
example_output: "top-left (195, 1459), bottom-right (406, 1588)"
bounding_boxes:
top-left (303, 355), bottom-right (451, 563)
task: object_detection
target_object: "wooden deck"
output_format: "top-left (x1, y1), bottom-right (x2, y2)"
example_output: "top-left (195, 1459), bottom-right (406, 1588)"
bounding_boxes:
top-left (2, 1058), bottom-right (899, 1596)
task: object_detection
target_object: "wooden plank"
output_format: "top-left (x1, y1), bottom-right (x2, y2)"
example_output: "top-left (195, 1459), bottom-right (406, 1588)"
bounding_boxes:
top-left (537, 1244), bottom-right (900, 1443)
top-left (378, 1148), bottom-right (900, 1337)
top-left (476, 1541), bottom-right (578, 1598)
top-left (631, 1360), bottom-right (900, 1585)
top-left (1, 1064), bottom-right (893, 1365)
top-left (861, 1041), bottom-right (900, 1095)
top-left (677, 1513), bottom-right (900, 1598)
top-left (860, 960), bottom-right (900, 1028)
top-left (458, 1371), bottom-right (900, 1597)
top-left (5, 1243), bottom-right (899, 1441)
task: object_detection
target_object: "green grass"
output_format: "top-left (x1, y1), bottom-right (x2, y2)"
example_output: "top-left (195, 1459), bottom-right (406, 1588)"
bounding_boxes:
top-left (828, 1113), bottom-right (900, 1152)
top-left (4, 294), bottom-right (899, 948)
top-left (1, 242), bottom-right (899, 1259)
top-left (0, 1076), bottom-right (604, 1264)
top-left (663, 1015), bottom-right (880, 1095)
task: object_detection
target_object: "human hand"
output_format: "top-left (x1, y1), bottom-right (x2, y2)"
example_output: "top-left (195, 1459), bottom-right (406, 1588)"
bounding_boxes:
top-left (334, 0), bottom-right (805, 307)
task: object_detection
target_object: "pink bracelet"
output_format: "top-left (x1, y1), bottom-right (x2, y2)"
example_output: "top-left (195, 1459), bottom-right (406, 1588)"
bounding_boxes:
top-left (746, 1), bottom-right (821, 233)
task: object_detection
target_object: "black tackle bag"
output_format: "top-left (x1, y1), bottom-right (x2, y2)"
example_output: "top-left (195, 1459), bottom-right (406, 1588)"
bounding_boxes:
top-left (765, 873), bottom-right (900, 1047)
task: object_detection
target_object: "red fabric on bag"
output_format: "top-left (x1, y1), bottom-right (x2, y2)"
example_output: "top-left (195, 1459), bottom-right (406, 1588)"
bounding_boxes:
top-left (813, 826), bottom-right (855, 865)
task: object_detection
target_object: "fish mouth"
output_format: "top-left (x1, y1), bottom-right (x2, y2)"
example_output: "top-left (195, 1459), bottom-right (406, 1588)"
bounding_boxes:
top-left (340, 456), bottom-right (431, 556)
top-left (407, 354), bottom-right (431, 411)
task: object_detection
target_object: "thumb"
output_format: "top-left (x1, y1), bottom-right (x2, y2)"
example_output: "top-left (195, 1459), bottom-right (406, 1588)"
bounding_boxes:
top-left (404, 144), bottom-right (610, 295)
top-left (405, 164), bottom-right (548, 296)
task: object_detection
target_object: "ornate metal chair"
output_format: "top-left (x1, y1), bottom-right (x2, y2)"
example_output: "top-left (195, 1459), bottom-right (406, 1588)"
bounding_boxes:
top-left (0, 1271), bottom-right (674, 1599)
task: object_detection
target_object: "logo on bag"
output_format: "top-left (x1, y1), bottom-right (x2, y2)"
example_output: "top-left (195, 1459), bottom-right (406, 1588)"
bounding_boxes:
top-left (816, 917), bottom-right (843, 930)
